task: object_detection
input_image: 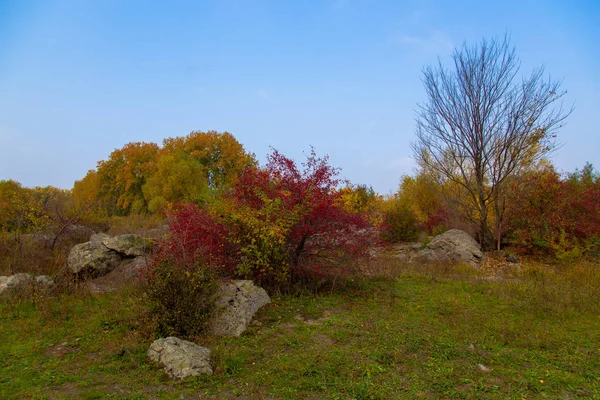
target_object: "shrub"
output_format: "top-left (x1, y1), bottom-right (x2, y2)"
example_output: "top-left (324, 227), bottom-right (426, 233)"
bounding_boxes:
top-left (221, 148), bottom-right (373, 291)
top-left (379, 200), bottom-right (420, 243)
top-left (143, 260), bottom-right (218, 338)
top-left (506, 164), bottom-right (600, 258)
top-left (143, 204), bottom-right (237, 338)
top-left (151, 149), bottom-right (374, 293)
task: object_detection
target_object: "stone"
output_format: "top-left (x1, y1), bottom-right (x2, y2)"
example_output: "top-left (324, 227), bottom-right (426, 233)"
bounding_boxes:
top-left (0, 273), bottom-right (32, 294)
top-left (67, 239), bottom-right (122, 277)
top-left (35, 275), bottom-right (54, 286)
top-left (101, 234), bottom-right (153, 257)
top-left (209, 280), bottom-right (271, 337)
top-left (412, 229), bottom-right (483, 267)
top-left (147, 337), bottom-right (212, 379)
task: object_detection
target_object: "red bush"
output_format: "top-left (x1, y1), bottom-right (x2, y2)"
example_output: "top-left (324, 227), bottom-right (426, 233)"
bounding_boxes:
top-left (152, 203), bottom-right (237, 274)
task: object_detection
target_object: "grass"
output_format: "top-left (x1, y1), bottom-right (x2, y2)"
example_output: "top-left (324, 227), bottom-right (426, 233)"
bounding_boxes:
top-left (1, 257), bottom-right (600, 399)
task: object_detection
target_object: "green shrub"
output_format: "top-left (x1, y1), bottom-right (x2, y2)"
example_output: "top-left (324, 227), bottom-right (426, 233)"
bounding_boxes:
top-left (380, 203), bottom-right (420, 243)
top-left (143, 261), bottom-right (218, 339)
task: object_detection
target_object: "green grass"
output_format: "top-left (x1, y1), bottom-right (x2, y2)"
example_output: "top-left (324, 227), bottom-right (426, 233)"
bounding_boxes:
top-left (2, 261), bottom-right (600, 399)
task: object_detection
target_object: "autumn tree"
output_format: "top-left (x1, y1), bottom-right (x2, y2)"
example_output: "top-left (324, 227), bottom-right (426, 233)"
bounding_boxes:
top-left (96, 142), bottom-right (160, 215)
top-left (413, 35), bottom-right (571, 250)
top-left (142, 152), bottom-right (211, 213)
top-left (73, 170), bottom-right (101, 213)
top-left (162, 131), bottom-right (257, 191)
top-left (0, 180), bottom-right (33, 232)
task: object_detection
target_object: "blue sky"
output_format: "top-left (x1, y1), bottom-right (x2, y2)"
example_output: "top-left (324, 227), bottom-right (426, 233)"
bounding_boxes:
top-left (1, 0), bottom-right (598, 194)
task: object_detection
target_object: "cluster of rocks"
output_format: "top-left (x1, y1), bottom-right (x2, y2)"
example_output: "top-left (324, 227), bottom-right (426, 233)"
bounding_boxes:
top-left (67, 233), bottom-right (153, 279)
top-left (148, 279), bottom-right (270, 379)
top-left (395, 229), bottom-right (484, 267)
top-left (0, 273), bottom-right (54, 295)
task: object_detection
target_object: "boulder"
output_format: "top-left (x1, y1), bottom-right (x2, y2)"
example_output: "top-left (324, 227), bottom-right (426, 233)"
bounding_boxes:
top-left (0, 273), bottom-right (32, 294)
top-left (412, 229), bottom-right (483, 267)
top-left (147, 337), bottom-right (212, 379)
top-left (35, 275), bottom-right (54, 286)
top-left (67, 237), bottom-right (122, 277)
top-left (0, 273), bottom-right (54, 295)
top-left (101, 234), bottom-right (153, 257)
top-left (66, 233), bottom-right (154, 279)
top-left (209, 280), bottom-right (271, 337)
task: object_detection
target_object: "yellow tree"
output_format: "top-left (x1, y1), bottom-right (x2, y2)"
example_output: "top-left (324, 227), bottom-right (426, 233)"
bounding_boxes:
top-left (96, 142), bottom-right (160, 215)
top-left (142, 152), bottom-right (211, 213)
top-left (162, 131), bottom-right (257, 190)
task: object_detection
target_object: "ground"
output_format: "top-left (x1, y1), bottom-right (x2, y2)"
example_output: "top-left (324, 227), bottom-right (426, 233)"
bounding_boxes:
top-left (1, 251), bottom-right (599, 399)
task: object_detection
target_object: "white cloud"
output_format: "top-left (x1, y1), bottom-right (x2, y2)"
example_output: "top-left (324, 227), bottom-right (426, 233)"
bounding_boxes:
top-left (391, 30), bottom-right (454, 54)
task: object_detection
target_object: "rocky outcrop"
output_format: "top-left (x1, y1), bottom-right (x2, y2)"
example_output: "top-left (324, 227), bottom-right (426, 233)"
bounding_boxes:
top-left (412, 229), bottom-right (483, 267)
top-left (209, 280), bottom-right (271, 337)
top-left (67, 234), bottom-right (123, 277)
top-left (101, 234), bottom-right (153, 257)
top-left (67, 233), bottom-right (153, 278)
top-left (0, 273), bottom-right (54, 295)
top-left (147, 337), bottom-right (212, 379)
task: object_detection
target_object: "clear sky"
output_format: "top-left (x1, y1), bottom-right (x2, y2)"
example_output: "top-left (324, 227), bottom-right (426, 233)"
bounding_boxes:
top-left (1, 0), bottom-right (598, 194)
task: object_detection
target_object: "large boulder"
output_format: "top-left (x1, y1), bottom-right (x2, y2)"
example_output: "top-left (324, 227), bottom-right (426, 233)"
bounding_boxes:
top-left (67, 233), bottom-right (153, 279)
top-left (67, 234), bottom-right (122, 277)
top-left (101, 234), bottom-right (153, 257)
top-left (412, 229), bottom-right (483, 267)
top-left (147, 337), bottom-right (212, 379)
top-left (209, 280), bottom-right (271, 337)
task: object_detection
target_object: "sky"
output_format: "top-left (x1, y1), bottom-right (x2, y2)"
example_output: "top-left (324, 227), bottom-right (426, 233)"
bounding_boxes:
top-left (1, 0), bottom-right (598, 194)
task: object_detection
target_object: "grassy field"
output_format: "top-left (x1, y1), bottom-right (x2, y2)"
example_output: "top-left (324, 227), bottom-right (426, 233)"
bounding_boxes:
top-left (1, 258), bottom-right (600, 399)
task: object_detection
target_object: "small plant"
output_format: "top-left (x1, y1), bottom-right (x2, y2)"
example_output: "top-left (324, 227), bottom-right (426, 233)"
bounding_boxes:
top-left (143, 260), bottom-right (218, 339)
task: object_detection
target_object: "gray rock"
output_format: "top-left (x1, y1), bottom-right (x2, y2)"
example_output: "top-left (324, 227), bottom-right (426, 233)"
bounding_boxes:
top-left (209, 280), bottom-right (271, 337)
top-left (0, 273), bottom-right (32, 294)
top-left (147, 337), bottom-right (212, 379)
top-left (90, 233), bottom-right (111, 245)
top-left (101, 234), bottom-right (153, 257)
top-left (412, 229), bottom-right (483, 267)
top-left (67, 239), bottom-right (122, 277)
top-left (35, 275), bottom-right (54, 286)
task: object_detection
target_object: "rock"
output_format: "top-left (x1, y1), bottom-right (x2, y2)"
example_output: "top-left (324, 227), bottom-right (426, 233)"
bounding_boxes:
top-left (209, 280), bottom-right (271, 337)
top-left (101, 234), bottom-right (153, 257)
top-left (90, 233), bottom-right (111, 245)
top-left (0, 273), bottom-right (53, 295)
top-left (0, 273), bottom-right (32, 294)
top-left (66, 232), bottom-right (154, 279)
top-left (67, 239), bottom-right (122, 277)
top-left (35, 275), bottom-right (54, 286)
top-left (87, 256), bottom-right (149, 292)
top-left (147, 337), bottom-right (212, 379)
top-left (412, 229), bottom-right (483, 267)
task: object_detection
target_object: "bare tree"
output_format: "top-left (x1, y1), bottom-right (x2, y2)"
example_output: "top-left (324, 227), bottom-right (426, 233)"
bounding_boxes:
top-left (413, 36), bottom-right (571, 250)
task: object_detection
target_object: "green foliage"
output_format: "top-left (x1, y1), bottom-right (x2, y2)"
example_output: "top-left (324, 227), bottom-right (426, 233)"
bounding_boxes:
top-left (142, 151), bottom-right (211, 213)
top-left (143, 260), bottom-right (218, 339)
top-left (73, 131), bottom-right (257, 217)
top-left (96, 142), bottom-right (160, 216)
top-left (380, 198), bottom-right (420, 242)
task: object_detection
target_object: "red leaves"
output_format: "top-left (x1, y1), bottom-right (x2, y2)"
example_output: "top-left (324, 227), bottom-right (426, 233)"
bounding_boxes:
top-left (153, 203), bottom-right (237, 274)
top-left (153, 148), bottom-right (373, 291)
top-left (507, 167), bottom-right (600, 255)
